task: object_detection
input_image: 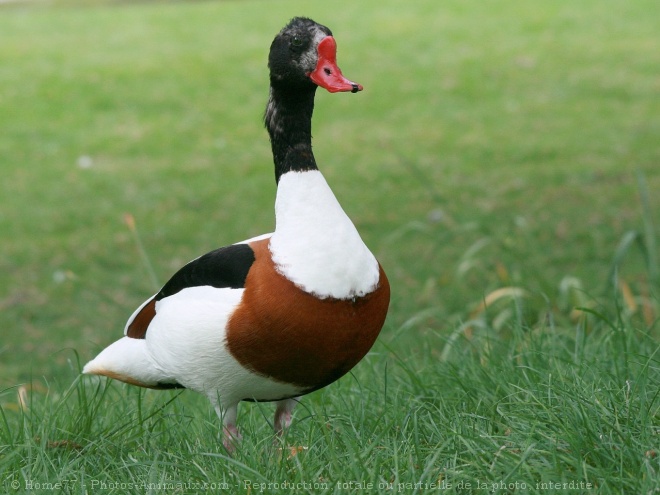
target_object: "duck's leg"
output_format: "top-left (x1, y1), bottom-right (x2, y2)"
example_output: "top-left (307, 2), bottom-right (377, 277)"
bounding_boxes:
top-left (274, 397), bottom-right (299, 435)
top-left (214, 403), bottom-right (241, 453)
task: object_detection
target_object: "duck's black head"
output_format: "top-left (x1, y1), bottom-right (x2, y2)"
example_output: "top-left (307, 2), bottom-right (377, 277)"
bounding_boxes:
top-left (268, 17), bottom-right (362, 94)
top-left (265, 18), bottom-right (362, 182)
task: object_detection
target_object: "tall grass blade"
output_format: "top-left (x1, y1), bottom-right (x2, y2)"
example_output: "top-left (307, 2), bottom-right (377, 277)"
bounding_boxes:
top-left (124, 213), bottom-right (160, 291)
top-left (636, 171), bottom-right (659, 285)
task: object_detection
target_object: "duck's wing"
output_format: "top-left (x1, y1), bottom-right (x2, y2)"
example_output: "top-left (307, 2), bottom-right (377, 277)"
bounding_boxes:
top-left (124, 237), bottom-right (270, 339)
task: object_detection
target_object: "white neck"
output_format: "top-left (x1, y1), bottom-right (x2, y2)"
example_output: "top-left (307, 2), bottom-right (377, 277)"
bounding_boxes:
top-left (269, 170), bottom-right (380, 299)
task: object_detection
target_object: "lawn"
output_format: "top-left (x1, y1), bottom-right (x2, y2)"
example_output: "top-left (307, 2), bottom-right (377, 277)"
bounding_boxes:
top-left (1, 0), bottom-right (659, 493)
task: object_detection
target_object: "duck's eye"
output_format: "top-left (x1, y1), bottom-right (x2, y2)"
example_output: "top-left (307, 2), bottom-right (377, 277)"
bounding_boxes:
top-left (291, 36), bottom-right (303, 47)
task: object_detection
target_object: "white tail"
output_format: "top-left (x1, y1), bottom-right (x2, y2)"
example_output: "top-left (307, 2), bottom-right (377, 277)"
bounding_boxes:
top-left (83, 337), bottom-right (170, 389)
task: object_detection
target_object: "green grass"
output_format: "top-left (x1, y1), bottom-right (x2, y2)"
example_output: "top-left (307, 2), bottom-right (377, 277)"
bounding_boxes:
top-left (1, 0), bottom-right (659, 493)
top-left (1, 321), bottom-right (658, 494)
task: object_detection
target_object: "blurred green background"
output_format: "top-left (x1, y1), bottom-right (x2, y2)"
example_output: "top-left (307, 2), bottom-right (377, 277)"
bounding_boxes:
top-left (1, 0), bottom-right (658, 387)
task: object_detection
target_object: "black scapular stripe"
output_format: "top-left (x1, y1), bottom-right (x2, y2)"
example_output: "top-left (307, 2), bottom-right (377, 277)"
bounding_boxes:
top-left (156, 243), bottom-right (256, 300)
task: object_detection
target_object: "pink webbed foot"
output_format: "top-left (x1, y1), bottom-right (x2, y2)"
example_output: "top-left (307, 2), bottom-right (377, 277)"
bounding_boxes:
top-left (222, 424), bottom-right (242, 453)
top-left (215, 403), bottom-right (240, 454)
top-left (274, 397), bottom-right (299, 435)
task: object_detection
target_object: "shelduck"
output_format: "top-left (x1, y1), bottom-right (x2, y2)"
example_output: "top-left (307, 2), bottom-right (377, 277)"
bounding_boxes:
top-left (83, 17), bottom-right (390, 451)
